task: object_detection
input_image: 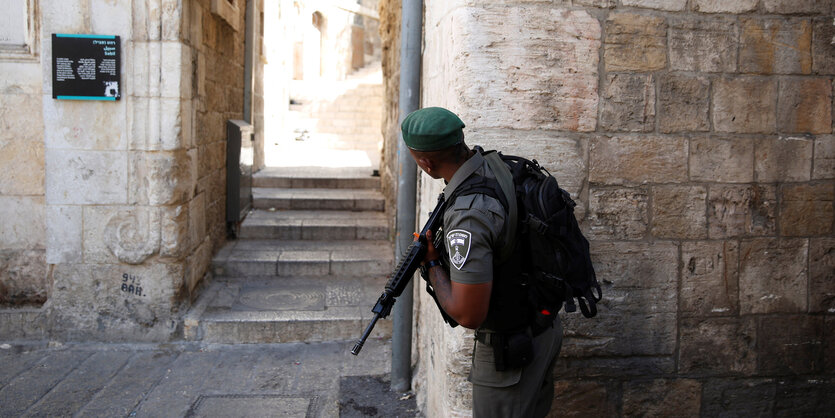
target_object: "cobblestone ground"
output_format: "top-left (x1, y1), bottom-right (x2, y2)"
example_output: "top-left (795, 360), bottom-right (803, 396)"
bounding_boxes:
top-left (0, 339), bottom-right (414, 417)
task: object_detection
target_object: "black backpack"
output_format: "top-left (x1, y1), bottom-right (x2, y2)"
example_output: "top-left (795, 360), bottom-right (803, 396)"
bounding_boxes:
top-left (472, 147), bottom-right (603, 325)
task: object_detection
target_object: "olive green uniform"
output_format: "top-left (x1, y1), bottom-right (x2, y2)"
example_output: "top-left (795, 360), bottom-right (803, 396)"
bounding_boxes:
top-left (443, 151), bottom-right (563, 418)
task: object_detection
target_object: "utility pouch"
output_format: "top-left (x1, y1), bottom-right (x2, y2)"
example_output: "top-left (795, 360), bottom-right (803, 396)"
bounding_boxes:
top-left (478, 330), bottom-right (534, 371)
top-left (504, 331), bottom-right (534, 369)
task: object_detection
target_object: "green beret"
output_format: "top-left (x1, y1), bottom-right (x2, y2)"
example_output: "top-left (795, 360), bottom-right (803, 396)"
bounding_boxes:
top-left (401, 107), bottom-right (465, 151)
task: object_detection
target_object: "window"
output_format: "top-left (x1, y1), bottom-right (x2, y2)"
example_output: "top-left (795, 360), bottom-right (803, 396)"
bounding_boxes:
top-left (0, 0), bottom-right (38, 61)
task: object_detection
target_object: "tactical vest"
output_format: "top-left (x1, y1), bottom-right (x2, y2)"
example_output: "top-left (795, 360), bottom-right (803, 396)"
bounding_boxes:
top-left (443, 154), bottom-right (533, 334)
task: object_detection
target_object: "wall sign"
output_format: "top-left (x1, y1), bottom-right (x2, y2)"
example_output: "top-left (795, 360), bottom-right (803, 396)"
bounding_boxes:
top-left (51, 34), bottom-right (121, 101)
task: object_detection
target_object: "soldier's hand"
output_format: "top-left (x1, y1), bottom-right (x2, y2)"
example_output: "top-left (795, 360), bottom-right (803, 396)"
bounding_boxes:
top-left (423, 230), bottom-right (440, 264)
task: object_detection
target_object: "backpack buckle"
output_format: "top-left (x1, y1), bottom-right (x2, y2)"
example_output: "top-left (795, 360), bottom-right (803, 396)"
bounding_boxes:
top-left (526, 214), bottom-right (549, 235)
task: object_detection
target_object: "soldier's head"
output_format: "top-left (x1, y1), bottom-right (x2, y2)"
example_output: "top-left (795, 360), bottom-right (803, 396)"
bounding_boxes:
top-left (401, 107), bottom-right (470, 180)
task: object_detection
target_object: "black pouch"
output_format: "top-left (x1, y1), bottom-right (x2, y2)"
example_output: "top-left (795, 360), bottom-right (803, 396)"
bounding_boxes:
top-left (503, 331), bottom-right (534, 369)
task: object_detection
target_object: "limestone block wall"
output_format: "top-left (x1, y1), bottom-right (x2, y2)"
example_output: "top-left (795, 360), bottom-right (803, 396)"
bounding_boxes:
top-left (0, 2), bottom-right (46, 307)
top-left (415, 0), bottom-right (834, 416)
top-left (378, 0), bottom-right (401, 232)
top-left (24, 0), bottom-right (256, 342)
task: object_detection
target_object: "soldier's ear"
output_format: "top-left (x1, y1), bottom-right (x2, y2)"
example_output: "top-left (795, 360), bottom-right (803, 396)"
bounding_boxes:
top-left (418, 157), bottom-right (434, 173)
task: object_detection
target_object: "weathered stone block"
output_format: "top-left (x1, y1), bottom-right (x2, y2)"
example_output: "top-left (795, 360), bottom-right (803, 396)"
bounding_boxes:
top-left (46, 205), bottom-right (82, 264)
top-left (589, 135), bottom-right (687, 185)
top-left (129, 150), bottom-right (195, 206)
top-left (713, 77), bottom-right (777, 134)
top-left (755, 136), bottom-right (813, 182)
top-left (83, 206), bottom-right (161, 265)
top-left (690, 136), bottom-right (754, 183)
top-left (780, 182), bottom-right (834, 236)
top-left (739, 238), bottom-right (808, 314)
top-left (189, 193), bottom-right (207, 255)
top-left (701, 379), bottom-right (775, 417)
top-left (91, 0), bottom-right (131, 38)
top-left (758, 315), bottom-right (824, 374)
top-left (679, 317), bottom-right (756, 375)
top-left (161, 43), bottom-right (185, 99)
top-left (48, 262), bottom-right (182, 341)
top-left (708, 184), bottom-right (777, 238)
top-left (0, 94), bottom-right (45, 195)
top-left (553, 356), bottom-right (675, 379)
top-left (657, 74), bottom-right (710, 133)
top-left (160, 204), bottom-right (189, 259)
top-left (0, 249), bottom-right (47, 304)
top-left (740, 17), bottom-right (812, 75)
top-left (0, 62), bottom-right (42, 95)
top-left (692, 0), bottom-right (758, 13)
top-left (774, 379), bottom-right (835, 417)
top-left (0, 196), bottom-right (45, 249)
top-left (562, 0), bottom-right (616, 7)
top-left (623, 379), bottom-right (701, 417)
top-left (551, 381), bottom-right (617, 417)
top-left (43, 99), bottom-right (127, 151)
top-left (162, 0), bottom-right (184, 41)
top-left (814, 135), bottom-right (835, 179)
top-left (562, 242), bottom-right (678, 356)
top-left (599, 73), bottom-right (655, 132)
top-left (620, 0), bottom-right (686, 11)
top-left (763, 0), bottom-right (832, 14)
top-left (40, 1), bottom-right (90, 34)
top-left (562, 311), bottom-right (677, 357)
top-left (453, 7), bottom-right (601, 132)
top-left (778, 78), bottom-right (832, 134)
top-left (681, 241), bottom-right (739, 316)
top-left (0, 137), bottom-right (44, 196)
top-left (186, 240), bottom-right (212, 294)
top-left (45, 149), bottom-right (128, 205)
top-left (669, 16), bottom-right (737, 73)
top-left (810, 238), bottom-right (835, 313)
top-left (604, 13), bottom-right (666, 72)
top-left (827, 316), bottom-right (835, 372)
top-left (586, 187), bottom-right (648, 240)
top-left (652, 185), bottom-right (707, 239)
top-left (813, 17), bottom-right (835, 75)
top-left (471, 129), bottom-right (587, 197)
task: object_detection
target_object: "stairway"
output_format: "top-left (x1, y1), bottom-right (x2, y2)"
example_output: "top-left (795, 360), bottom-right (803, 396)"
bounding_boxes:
top-left (269, 62), bottom-right (384, 169)
top-left (184, 167), bottom-right (392, 345)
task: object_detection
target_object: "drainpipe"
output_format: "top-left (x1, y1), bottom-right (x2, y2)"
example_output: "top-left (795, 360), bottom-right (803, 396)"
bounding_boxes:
top-left (391, 0), bottom-right (422, 393)
top-left (243, 0), bottom-right (256, 123)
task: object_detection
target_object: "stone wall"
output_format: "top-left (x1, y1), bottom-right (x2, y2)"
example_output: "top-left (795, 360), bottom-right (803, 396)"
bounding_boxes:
top-left (416, 0), bottom-right (834, 416)
top-left (0, 0), bottom-right (46, 307)
top-left (378, 0), bottom-right (401, 231)
top-left (0, 0), bottom-right (258, 342)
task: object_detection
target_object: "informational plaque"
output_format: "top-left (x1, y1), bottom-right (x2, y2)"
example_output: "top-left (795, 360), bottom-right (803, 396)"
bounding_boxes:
top-left (52, 34), bottom-right (121, 101)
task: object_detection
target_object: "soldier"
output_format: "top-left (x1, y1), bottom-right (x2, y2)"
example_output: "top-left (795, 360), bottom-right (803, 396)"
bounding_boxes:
top-left (401, 107), bottom-right (563, 417)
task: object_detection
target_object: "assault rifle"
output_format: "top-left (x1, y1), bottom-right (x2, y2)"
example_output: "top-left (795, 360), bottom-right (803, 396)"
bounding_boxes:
top-left (351, 194), bottom-right (451, 355)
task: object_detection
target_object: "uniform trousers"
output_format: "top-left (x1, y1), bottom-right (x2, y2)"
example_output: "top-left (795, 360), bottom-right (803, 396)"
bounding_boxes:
top-left (470, 318), bottom-right (563, 418)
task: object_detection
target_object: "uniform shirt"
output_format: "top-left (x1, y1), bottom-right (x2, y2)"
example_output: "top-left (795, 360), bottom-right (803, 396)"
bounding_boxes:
top-left (442, 151), bottom-right (508, 285)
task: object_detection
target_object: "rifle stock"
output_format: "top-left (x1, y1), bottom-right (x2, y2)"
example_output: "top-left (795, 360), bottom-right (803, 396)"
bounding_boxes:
top-left (351, 194), bottom-right (447, 355)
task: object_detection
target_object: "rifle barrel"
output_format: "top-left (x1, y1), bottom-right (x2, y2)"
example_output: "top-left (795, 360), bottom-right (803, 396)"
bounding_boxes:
top-left (351, 312), bottom-right (381, 355)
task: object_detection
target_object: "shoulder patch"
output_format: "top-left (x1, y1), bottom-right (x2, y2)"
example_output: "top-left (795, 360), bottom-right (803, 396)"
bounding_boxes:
top-left (446, 229), bottom-right (472, 271)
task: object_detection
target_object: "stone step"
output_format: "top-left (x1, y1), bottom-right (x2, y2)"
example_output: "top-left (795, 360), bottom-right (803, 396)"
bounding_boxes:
top-left (212, 239), bottom-right (395, 278)
top-left (253, 188), bottom-right (385, 211)
top-left (240, 210), bottom-right (389, 240)
top-left (184, 276), bottom-right (392, 344)
top-left (253, 167), bottom-right (380, 189)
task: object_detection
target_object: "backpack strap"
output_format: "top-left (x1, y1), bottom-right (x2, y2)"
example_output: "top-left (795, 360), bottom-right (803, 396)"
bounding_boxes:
top-left (475, 147), bottom-right (518, 264)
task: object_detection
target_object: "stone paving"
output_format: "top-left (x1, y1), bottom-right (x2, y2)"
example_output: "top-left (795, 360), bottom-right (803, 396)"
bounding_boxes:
top-left (0, 340), bottom-right (399, 417)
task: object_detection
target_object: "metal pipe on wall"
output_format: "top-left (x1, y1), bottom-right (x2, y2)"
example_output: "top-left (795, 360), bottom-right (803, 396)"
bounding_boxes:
top-left (243, 0), bottom-right (256, 123)
top-left (391, 0), bottom-right (422, 393)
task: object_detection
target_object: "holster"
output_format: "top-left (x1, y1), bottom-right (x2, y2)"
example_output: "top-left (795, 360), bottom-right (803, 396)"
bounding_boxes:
top-left (475, 328), bottom-right (534, 371)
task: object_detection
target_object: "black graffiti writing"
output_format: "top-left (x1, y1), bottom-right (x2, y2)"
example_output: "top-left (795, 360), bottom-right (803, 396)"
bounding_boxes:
top-left (121, 273), bottom-right (144, 297)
